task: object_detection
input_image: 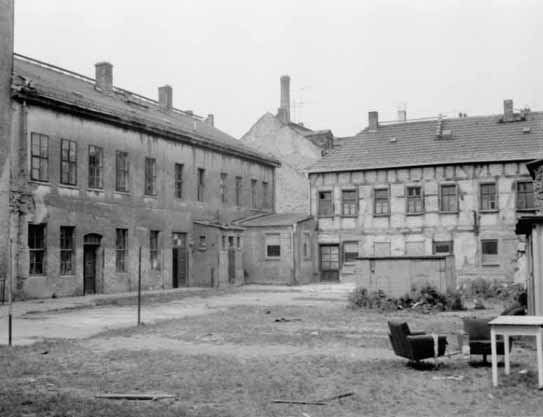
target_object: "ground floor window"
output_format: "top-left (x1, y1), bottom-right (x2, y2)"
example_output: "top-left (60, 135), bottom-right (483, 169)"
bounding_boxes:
top-left (433, 240), bottom-right (453, 255)
top-left (342, 241), bottom-right (359, 264)
top-left (481, 239), bottom-right (499, 265)
top-left (29, 224), bottom-right (46, 275)
top-left (150, 230), bottom-right (160, 270)
top-left (60, 226), bottom-right (75, 275)
top-left (116, 228), bottom-right (128, 272)
top-left (265, 234), bottom-right (281, 258)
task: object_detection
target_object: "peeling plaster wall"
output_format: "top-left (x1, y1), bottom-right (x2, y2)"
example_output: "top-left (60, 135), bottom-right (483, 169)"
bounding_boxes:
top-left (311, 162), bottom-right (530, 283)
top-left (11, 103), bottom-right (275, 299)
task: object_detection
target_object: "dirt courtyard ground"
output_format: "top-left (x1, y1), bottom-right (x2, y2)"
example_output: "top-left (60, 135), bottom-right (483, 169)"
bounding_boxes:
top-left (2, 284), bottom-right (543, 417)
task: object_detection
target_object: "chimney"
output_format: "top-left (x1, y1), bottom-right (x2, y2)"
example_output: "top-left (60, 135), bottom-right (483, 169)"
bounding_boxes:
top-left (397, 110), bottom-right (406, 122)
top-left (277, 75), bottom-right (290, 123)
top-left (368, 111), bottom-right (379, 131)
top-left (158, 85), bottom-right (173, 111)
top-left (95, 62), bottom-right (113, 92)
top-left (205, 114), bottom-right (214, 127)
top-left (503, 99), bottom-right (514, 122)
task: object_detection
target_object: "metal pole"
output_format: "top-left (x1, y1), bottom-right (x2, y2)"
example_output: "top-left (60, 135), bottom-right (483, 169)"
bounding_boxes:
top-left (137, 246), bottom-right (142, 326)
top-left (8, 238), bottom-right (12, 346)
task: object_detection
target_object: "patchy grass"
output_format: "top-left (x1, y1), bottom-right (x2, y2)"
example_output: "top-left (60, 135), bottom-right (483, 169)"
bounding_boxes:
top-left (1, 298), bottom-right (542, 417)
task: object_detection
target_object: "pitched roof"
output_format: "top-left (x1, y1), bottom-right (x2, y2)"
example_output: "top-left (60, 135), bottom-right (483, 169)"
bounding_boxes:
top-left (236, 212), bottom-right (313, 227)
top-left (11, 54), bottom-right (279, 167)
top-left (309, 112), bottom-right (543, 173)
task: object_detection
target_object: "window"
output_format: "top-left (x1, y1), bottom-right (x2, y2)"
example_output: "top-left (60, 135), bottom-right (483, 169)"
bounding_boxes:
top-left (439, 184), bottom-right (458, 212)
top-left (517, 181), bottom-right (535, 210)
top-left (144, 158), bottom-right (157, 195)
top-left (318, 190), bottom-right (333, 216)
top-left (406, 186), bottom-right (423, 214)
top-left (343, 241), bottom-right (359, 264)
top-left (262, 181), bottom-right (270, 209)
top-left (374, 188), bottom-right (390, 216)
top-left (251, 179), bottom-right (257, 208)
top-left (220, 172), bottom-right (227, 204)
top-left (480, 183), bottom-right (497, 211)
top-left (235, 176), bottom-right (242, 206)
top-left (237, 236), bottom-right (241, 249)
top-left (342, 190), bottom-right (357, 216)
top-left (30, 132), bottom-right (49, 182)
top-left (60, 139), bottom-right (77, 185)
top-left (115, 151), bottom-right (129, 192)
top-left (174, 163), bottom-right (184, 199)
top-left (28, 224), bottom-right (46, 275)
top-left (197, 168), bottom-right (205, 202)
top-left (88, 145), bottom-right (103, 189)
top-left (265, 234), bottom-right (281, 258)
top-left (115, 228), bottom-right (128, 272)
top-left (60, 226), bottom-right (75, 275)
top-left (150, 230), bottom-right (160, 270)
top-left (198, 235), bottom-right (207, 251)
top-left (433, 241), bottom-right (453, 255)
top-left (303, 232), bottom-right (311, 259)
top-left (481, 239), bottom-right (498, 265)
top-left (374, 242), bottom-right (391, 257)
top-left (222, 235), bottom-right (226, 249)
top-left (228, 236), bottom-right (234, 248)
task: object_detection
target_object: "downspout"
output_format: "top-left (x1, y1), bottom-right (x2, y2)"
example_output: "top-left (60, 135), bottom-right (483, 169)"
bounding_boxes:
top-left (292, 222), bottom-right (297, 285)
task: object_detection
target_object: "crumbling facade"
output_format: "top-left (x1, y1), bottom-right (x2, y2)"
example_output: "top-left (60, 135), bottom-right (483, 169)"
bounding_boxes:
top-left (241, 76), bottom-right (333, 214)
top-left (309, 103), bottom-right (543, 283)
top-left (1, 8), bottom-right (279, 299)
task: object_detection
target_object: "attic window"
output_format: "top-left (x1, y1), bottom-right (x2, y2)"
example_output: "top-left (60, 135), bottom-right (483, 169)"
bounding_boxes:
top-left (523, 127), bottom-right (531, 134)
top-left (436, 129), bottom-right (453, 140)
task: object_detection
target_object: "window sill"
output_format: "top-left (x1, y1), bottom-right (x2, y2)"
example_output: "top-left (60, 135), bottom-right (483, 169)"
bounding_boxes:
top-left (318, 215), bottom-right (334, 219)
top-left (406, 212), bottom-right (425, 216)
top-left (59, 183), bottom-right (79, 190)
top-left (265, 257), bottom-right (281, 261)
top-left (87, 187), bottom-right (104, 192)
top-left (516, 208), bottom-right (537, 213)
top-left (340, 215), bottom-right (358, 218)
top-left (439, 211), bottom-right (459, 215)
top-left (114, 190), bottom-right (130, 196)
top-left (28, 180), bottom-right (50, 186)
top-left (482, 263), bottom-right (500, 267)
top-left (480, 209), bottom-right (499, 214)
top-left (373, 214), bottom-right (390, 218)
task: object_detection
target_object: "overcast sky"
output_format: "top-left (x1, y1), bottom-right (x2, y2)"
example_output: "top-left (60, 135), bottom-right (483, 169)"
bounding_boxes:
top-left (13, 0), bottom-right (543, 138)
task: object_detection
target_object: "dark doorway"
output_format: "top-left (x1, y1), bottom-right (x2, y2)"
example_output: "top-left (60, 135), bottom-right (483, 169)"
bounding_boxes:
top-left (172, 232), bottom-right (187, 288)
top-left (320, 244), bottom-right (340, 281)
top-left (228, 236), bottom-right (236, 284)
top-left (83, 234), bottom-right (102, 295)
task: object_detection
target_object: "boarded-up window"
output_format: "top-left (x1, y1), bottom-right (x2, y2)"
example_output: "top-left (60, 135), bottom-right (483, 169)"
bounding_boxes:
top-left (318, 191), bottom-right (333, 216)
top-left (343, 241), bottom-right (359, 264)
top-left (374, 188), bottom-right (389, 216)
top-left (28, 224), bottom-right (46, 275)
top-left (440, 184), bottom-right (458, 212)
top-left (342, 190), bottom-right (357, 216)
top-left (115, 151), bottom-right (129, 192)
top-left (60, 226), bottom-right (75, 275)
top-left (31, 133), bottom-right (49, 182)
top-left (145, 158), bottom-right (157, 195)
top-left (60, 139), bottom-right (77, 186)
top-left (406, 186), bottom-right (423, 214)
top-left (374, 242), bottom-right (391, 257)
top-left (480, 183), bottom-right (497, 211)
top-left (516, 181), bottom-right (535, 210)
top-left (88, 145), bottom-right (103, 189)
top-left (482, 239), bottom-right (498, 265)
top-left (150, 230), bottom-right (160, 270)
top-left (175, 163), bottom-right (183, 199)
top-left (433, 241), bottom-right (453, 255)
top-left (265, 234), bottom-right (281, 258)
top-left (405, 241), bottom-right (425, 256)
top-left (116, 228), bottom-right (128, 272)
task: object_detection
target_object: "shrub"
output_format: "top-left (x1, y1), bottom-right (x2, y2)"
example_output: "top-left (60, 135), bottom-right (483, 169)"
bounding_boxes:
top-left (459, 277), bottom-right (524, 302)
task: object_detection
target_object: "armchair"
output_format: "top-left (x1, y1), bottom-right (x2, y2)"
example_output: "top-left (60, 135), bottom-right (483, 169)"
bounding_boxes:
top-left (463, 317), bottom-right (512, 363)
top-left (388, 321), bottom-right (447, 363)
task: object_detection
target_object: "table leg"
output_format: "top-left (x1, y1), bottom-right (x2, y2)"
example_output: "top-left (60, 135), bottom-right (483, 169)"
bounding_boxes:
top-left (504, 334), bottom-right (510, 375)
top-left (491, 328), bottom-right (498, 387)
top-left (537, 330), bottom-right (543, 389)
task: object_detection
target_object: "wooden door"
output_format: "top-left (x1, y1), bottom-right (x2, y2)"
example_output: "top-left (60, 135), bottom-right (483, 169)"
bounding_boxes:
top-left (83, 246), bottom-right (97, 294)
top-left (172, 233), bottom-right (187, 288)
top-left (320, 244), bottom-right (339, 281)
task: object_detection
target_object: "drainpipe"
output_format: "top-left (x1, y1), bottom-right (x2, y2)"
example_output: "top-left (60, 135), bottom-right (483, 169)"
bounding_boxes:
top-left (292, 222), bottom-right (297, 285)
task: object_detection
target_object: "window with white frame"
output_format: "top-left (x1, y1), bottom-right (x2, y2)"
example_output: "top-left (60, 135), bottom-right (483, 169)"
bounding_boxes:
top-left (265, 234), bottom-right (281, 258)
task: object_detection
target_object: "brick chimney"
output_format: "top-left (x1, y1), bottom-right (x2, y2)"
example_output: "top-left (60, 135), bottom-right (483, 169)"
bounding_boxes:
top-left (398, 110), bottom-right (406, 122)
top-left (158, 85), bottom-right (173, 111)
top-left (503, 99), bottom-right (514, 122)
top-left (368, 111), bottom-right (379, 131)
top-left (277, 75), bottom-right (290, 124)
top-left (95, 62), bottom-right (113, 92)
top-left (205, 114), bottom-right (215, 127)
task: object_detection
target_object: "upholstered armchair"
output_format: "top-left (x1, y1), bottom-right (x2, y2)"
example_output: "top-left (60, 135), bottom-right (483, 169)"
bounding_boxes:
top-left (388, 321), bottom-right (447, 362)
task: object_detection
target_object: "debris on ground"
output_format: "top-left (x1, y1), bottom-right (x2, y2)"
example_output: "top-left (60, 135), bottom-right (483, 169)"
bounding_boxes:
top-left (316, 392), bottom-right (355, 402)
top-left (274, 317), bottom-right (302, 323)
top-left (432, 375), bottom-right (464, 381)
top-left (272, 399), bottom-right (326, 406)
top-left (96, 393), bottom-right (175, 401)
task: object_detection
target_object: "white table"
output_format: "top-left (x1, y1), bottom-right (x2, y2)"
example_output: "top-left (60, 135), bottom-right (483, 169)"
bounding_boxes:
top-left (489, 316), bottom-right (543, 389)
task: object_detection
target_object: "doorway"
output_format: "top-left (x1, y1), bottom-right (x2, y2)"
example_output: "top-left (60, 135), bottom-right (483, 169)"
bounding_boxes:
top-left (320, 244), bottom-right (340, 281)
top-left (172, 232), bottom-right (187, 288)
top-left (83, 234), bottom-right (102, 295)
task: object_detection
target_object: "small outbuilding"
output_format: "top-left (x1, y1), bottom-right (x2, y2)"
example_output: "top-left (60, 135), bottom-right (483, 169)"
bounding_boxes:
top-left (237, 213), bottom-right (318, 285)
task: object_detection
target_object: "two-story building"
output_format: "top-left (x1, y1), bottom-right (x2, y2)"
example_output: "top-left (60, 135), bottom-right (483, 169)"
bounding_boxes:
top-left (308, 103), bottom-right (543, 283)
top-left (0, 2), bottom-right (280, 299)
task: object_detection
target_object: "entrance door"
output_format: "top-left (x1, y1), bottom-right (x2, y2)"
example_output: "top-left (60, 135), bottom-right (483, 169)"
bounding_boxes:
top-left (228, 236), bottom-right (236, 284)
top-left (83, 246), bottom-right (97, 294)
top-left (320, 244), bottom-right (340, 281)
top-left (172, 232), bottom-right (187, 288)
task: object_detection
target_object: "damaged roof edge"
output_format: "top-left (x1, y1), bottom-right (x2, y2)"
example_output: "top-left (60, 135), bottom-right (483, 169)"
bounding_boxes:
top-left (12, 89), bottom-right (281, 168)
